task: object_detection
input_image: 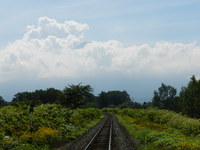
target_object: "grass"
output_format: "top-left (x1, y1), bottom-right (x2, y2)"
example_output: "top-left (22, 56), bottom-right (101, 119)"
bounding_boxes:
top-left (116, 114), bottom-right (158, 150)
top-left (116, 109), bottom-right (200, 150)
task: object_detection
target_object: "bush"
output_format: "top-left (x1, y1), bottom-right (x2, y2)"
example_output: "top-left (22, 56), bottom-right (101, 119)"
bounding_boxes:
top-left (70, 108), bottom-right (102, 126)
top-left (117, 108), bottom-right (200, 150)
top-left (20, 127), bottom-right (59, 145)
top-left (0, 128), bottom-right (5, 140)
top-left (0, 105), bottom-right (103, 149)
top-left (118, 108), bottom-right (200, 136)
top-left (0, 105), bottom-right (30, 136)
top-left (32, 104), bottom-right (72, 131)
top-left (11, 144), bottom-right (50, 150)
top-left (145, 131), bottom-right (179, 149)
top-left (0, 136), bottom-right (18, 150)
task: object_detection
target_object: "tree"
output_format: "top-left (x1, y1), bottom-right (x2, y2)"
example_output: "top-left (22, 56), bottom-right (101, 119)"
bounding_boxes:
top-left (12, 92), bottom-right (33, 102)
top-left (118, 101), bottom-right (142, 109)
top-left (98, 92), bottom-right (108, 108)
top-left (141, 102), bottom-right (153, 109)
top-left (98, 90), bottom-right (131, 108)
top-left (0, 96), bottom-right (8, 107)
top-left (179, 75), bottom-right (200, 118)
top-left (61, 84), bottom-right (94, 109)
top-left (152, 83), bottom-right (178, 111)
top-left (12, 88), bottom-right (63, 105)
top-left (34, 88), bottom-right (62, 104)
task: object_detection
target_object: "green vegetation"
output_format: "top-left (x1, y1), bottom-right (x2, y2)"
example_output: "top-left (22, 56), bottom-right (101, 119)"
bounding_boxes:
top-left (1, 76), bottom-right (200, 149)
top-left (152, 83), bottom-right (178, 111)
top-left (61, 84), bottom-right (94, 109)
top-left (152, 75), bottom-right (200, 118)
top-left (179, 75), bottom-right (200, 118)
top-left (0, 105), bottom-right (103, 149)
top-left (0, 83), bottom-right (139, 149)
top-left (0, 96), bottom-right (8, 108)
top-left (1, 75), bottom-right (200, 118)
top-left (98, 90), bottom-right (132, 108)
top-left (5, 83), bottom-right (136, 109)
top-left (115, 108), bottom-right (200, 150)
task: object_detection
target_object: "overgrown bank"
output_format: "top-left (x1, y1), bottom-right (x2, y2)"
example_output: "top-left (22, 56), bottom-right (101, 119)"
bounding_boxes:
top-left (0, 105), bottom-right (103, 150)
top-left (106, 108), bottom-right (200, 150)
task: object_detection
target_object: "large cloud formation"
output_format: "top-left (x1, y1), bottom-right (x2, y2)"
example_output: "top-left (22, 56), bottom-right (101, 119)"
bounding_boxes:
top-left (0, 17), bottom-right (200, 82)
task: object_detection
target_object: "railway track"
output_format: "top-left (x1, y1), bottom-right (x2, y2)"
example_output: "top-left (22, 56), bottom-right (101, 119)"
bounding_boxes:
top-left (84, 114), bottom-right (113, 150)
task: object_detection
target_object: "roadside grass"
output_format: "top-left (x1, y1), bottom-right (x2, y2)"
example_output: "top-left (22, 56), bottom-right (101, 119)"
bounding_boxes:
top-left (116, 108), bottom-right (200, 150)
top-left (117, 114), bottom-right (158, 150)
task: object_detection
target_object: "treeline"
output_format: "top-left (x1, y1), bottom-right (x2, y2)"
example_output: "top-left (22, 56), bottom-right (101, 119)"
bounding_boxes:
top-left (0, 84), bottom-right (142, 109)
top-left (152, 75), bottom-right (200, 118)
top-left (1, 75), bottom-right (200, 118)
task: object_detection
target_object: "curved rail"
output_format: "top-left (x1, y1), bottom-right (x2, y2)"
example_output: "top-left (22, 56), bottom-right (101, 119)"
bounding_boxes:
top-left (84, 114), bottom-right (113, 150)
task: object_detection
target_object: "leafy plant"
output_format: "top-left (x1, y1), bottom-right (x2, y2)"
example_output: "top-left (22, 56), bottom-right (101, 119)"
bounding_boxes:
top-left (115, 108), bottom-right (200, 150)
top-left (0, 105), bottom-right (103, 149)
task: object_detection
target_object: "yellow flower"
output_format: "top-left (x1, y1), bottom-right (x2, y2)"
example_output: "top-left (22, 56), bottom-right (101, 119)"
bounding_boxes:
top-left (34, 127), bottom-right (58, 139)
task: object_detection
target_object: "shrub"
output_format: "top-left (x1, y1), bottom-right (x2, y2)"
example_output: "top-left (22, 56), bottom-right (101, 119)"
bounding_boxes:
top-left (117, 108), bottom-right (200, 150)
top-left (70, 108), bottom-right (102, 126)
top-left (118, 108), bottom-right (200, 136)
top-left (32, 104), bottom-right (72, 131)
top-left (20, 127), bottom-right (59, 145)
top-left (11, 144), bottom-right (50, 150)
top-left (0, 136), bottom-right (18, 150)
top-left (0, 105), bottom-right (103, 149)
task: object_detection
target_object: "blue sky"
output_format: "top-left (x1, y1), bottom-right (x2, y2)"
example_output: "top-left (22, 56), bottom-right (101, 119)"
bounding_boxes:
top-left (0, 0), bottom-right (200, 101)
top-left (1, 0), bottom-right (200, 46)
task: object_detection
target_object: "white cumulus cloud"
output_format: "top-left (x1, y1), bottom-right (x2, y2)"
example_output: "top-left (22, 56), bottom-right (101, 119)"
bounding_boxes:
top-left (0, 17), bottom-right (200, 83)
top-left (23, 17), bottom-right (89, 49)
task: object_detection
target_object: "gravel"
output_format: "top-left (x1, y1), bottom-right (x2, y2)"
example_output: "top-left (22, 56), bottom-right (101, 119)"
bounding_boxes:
top-left (112, 115), bottom-right (139, 150)
top-left (58, 114), bottom-right (139, 150)
top-left (58, 116), bottom-right (108, 150)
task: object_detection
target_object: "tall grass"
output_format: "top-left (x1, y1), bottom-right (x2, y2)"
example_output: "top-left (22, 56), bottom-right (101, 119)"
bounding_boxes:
top-left (119, 108), bottom-right (200, 136)
top-left (116, 108), bottom-right (200, 150)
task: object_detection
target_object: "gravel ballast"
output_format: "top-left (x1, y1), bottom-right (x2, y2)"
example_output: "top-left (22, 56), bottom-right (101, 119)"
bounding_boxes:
top-left (112, 115), bottom-right (138, 150)
top-left (58, 114), bottom-right (138, 150)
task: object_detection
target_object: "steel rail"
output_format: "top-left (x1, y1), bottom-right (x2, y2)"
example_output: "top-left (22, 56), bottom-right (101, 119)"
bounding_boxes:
top-left (84, 115), bottom-right (113, 150)
top-left (108, 118), bottom-right (112, 150)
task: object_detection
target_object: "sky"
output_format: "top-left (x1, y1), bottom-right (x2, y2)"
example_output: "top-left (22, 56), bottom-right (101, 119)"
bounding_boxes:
top-left (0, 0), bottom-right (200, 102)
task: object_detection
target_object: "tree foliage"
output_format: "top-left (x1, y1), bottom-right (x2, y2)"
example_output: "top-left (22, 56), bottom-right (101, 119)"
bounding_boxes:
top-left (0, 96), bottom-right (8, 108)
top-left (179, 75), bottom-right (200, 118)
top-left (118, 101), bottom-right (142, 109)
top-left (61, 84), bottom-right (94, 109)
top-left (12, 88), bottom-right (62, 105)
top-left (151, 76), bottom-right (200, 118)
top-left (98, 90), bottom-right (131, 108)
top-left (152, 83), bottom-right (178, 111)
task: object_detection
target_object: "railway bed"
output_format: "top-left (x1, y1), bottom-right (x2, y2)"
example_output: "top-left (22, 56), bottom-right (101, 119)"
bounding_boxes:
top-left (62, 114), bottom-right (137, 150)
